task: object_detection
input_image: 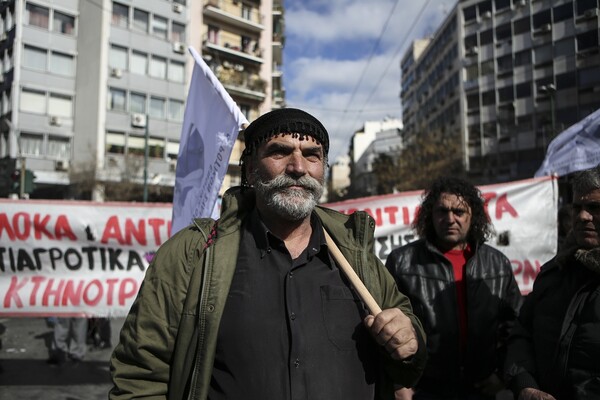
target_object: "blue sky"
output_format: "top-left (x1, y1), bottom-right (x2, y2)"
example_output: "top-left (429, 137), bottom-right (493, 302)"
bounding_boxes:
top-left (283, 0), bottom-right (458, 162)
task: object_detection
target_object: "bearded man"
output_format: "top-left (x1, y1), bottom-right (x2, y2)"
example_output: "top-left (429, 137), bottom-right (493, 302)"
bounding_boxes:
top-left (109, 108), bottom-right (427, 400)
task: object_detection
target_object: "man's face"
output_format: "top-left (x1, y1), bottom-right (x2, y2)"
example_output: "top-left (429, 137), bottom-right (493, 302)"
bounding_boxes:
top-left (572, 188), bottom-right (600, 249)
top-left (248, 134), bottom-right (325, 221)
top-left (432, 192), bottom-right (472, 251)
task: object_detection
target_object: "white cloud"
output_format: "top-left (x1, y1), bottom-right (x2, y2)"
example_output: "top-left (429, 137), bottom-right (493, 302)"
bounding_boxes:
top-left (283, 0), bottom-right (458, 162)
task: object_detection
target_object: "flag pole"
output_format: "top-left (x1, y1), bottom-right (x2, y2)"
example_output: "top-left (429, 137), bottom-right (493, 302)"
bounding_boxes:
top-left (323, 228), bottom-right (382, 315)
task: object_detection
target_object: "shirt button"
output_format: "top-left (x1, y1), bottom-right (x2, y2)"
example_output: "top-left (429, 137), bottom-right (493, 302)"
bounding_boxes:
top-left (267, 247), bottom-right (271, 253)
top-left (289, 272), bottom-right (293, 278)
top-left (290, 312), bottom-right (296, 320)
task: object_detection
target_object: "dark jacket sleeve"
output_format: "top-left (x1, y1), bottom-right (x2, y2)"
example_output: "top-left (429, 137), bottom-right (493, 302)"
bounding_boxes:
top-left (504, 283), bottom-right (541, 396)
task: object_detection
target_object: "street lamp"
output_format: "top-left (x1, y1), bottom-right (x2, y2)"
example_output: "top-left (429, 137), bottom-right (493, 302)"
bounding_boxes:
top-left (539, 83), bottom-right (556, 138)
top-left (131, 113), bottom-right (149, 202)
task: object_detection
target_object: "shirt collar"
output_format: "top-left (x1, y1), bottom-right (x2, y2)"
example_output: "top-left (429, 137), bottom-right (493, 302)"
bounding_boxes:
top-left (249, 208), bottom-right (329, 263)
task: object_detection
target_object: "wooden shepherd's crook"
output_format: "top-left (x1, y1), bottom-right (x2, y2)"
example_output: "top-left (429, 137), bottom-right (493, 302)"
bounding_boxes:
top-left (322, 228), bottom-right (383, 316)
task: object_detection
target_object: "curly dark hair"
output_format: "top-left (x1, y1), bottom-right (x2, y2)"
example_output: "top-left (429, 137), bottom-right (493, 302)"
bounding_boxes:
top-left (413, 176), bottom-right (493, 244)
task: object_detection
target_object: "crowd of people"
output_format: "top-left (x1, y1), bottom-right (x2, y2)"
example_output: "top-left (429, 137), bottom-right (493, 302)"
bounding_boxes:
top-left (103, 108), bottom-right (598, 399)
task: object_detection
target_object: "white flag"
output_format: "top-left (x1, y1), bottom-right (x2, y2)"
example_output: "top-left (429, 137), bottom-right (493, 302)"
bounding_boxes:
top-left (171, 47), bottom-right (248, 234)
top-left (535, 107), bottom-right (600, 177)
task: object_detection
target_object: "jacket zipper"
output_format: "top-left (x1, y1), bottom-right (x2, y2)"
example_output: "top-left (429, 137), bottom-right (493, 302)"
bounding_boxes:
top-left (187, 239), bottom-right (213, 400)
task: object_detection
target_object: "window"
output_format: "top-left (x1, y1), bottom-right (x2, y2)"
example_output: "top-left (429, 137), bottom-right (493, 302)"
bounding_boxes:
top-left (496, 23), bottom-right (512, 41)
top-left (578, 66), bottom-right (600, 87)
top-left (465, 64), bottom-right (478, 80)
top-left (130, 92), bottom-right (146, 114)
top-left (131, 51), bottom-right (147, 75)
top-left (53, 11), bottom-right (75, 34)
top-left (152, 15), bottom-right (168, 39)
top-left (534, 43), bottom-right (553, 64)
top-left (481, 60), bottom-right (494, 76)
top-left (498, 86), bottom-right (514, 103)
top-left (168, 60), bottom-right (184, 82)
top-left (149, 96), bottom-right (165, 118)
top-left (167, 140), bottom-right (179, 160)
top-left (50, 52), bottom-right (75, 76)
top-left (516, 82), bottom-right (531, 98)
top-left (208, 25), bottom-right (219, 43)
top-left (171, 22), bottom-right (185, 42)
top-left (554, 38), bottom-right (575, 58)
top-left (556, 71), bottom-right (576, 89)
top-left (463, 5), bottom-right (477, 22)
top-left (149, 56), bottom-right (166, 79)
top-left (576, 0), bottom-right (597, 15)
top-left (482, 90), bottom-right (495, 105)
top-left (48, 136), bottom-right (71, 158)
top-left (577, 30), bottom-right (599, 51)
top-left (106, 131), bottom-right (125, 154)
top-left (514, 49), bottom-right (532, 66)
top-left (495, 0), bottom-right (510, 11)
top-left (20, 88), bottom-right (46, 114)
top-left (168, 99), bottom-right (184, 121)
top-left (467, 93), bottom-right (479, 110)
top-left (20, 133), bottom-right (44, 156)
top-left (242, 4), bottom-right (252, 20)
top-left (108, 88), bottom-right (126, 111)
top-left (533, 10), bottom-right (551, 30)
top-left (112, 2), bottom-right (129, 28)
top-left (513, 17), bottom-right (531, 35)
top-left (480, 29), bottom-right (493, 45)
top-left (23, 45), bottom-right (47, 70)
top-left (25, 3), bottom-right (49, 29)
top-left (148, 137), bottom-right (165, 158)
top-left (497, 54), bottom-right (513, 73)
top-left (553, 3), bottom-right (573, 22)
top-left (133, 9), bottom-right (149, 32)
top-left (48, 93), bottom-right (73, 118)
top-left (109, 45), bottom-right (128, 70)
top-left (127, 135), bottom-right (145, 156)
top-left (464, 34), bottom-right (478, 50)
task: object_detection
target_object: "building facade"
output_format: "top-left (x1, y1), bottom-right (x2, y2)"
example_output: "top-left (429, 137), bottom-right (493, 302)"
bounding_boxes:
top-left (0, 0), bottom-right (284, 200)
top-left (401, 0), bottom-right (600, 184)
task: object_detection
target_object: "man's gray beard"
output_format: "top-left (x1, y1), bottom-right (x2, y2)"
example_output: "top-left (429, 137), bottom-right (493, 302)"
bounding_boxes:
top-left (253, 173), bottom-right (325, 221)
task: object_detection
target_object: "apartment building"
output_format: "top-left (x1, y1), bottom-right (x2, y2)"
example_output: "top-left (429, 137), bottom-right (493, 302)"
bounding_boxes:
top-left (0, 0), bottom-right (284, 200)
top-left (401, 0), bottom-right (600, 184)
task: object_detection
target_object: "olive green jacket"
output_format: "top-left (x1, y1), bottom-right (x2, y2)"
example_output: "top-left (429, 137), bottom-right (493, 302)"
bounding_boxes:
top-left (109, 187), bottom-right (426, 400)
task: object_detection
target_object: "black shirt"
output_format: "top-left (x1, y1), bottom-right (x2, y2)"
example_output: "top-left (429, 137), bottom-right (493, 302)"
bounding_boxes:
top-left (208, 210), bottom-right (379, 400)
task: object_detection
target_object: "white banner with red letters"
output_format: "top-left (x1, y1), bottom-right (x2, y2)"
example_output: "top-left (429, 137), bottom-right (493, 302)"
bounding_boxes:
top-left (0, 200), bottom-right (172, 317)
top-left (324, 176), bottom-right (558, 295)
top-left (0, 177), bottom-right (557, 317)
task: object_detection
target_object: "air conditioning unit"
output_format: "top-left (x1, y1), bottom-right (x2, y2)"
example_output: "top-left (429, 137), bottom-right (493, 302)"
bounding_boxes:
top-left (169, 160), bottom-right (177, 173)
top-left (482, 11), bottom-right (492, 19)
top-left (111, 67), bottom-right (122, 78)
top-left (466, 46), bottom-right (479, 56)
top-left (172, 3), bottom-right (183, 13)
top-left (49, 115), bottom-right (61, 126)
top-left (172, 41), bottom-right (186, 54)
top-left (516, 0), bottom-right (526, 7)
top-left (0, 32), bottom-right (7, 42)
top-left (131, 113), bottom-right (147, 128)
top-left (584, 8), bottom-right (598, 18)
top-left (55, 159), bottom-right (69, 171)
top-left (540, 23), bottom-right (552, 32)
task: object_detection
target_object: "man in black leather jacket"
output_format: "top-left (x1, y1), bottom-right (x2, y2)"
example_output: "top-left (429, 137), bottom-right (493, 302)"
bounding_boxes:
top-left (505, 165), bottom-right (600, 400)
top-left (386, 177), bottom-right (522, 400)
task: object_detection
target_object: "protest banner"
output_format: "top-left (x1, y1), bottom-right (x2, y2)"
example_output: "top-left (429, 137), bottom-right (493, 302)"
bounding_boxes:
top-left (0, 176), bottom-right (557, 316)
top-left (325, 176), bottom-right (558, 294)
top-left (0, 199), bottom-right (172, 317)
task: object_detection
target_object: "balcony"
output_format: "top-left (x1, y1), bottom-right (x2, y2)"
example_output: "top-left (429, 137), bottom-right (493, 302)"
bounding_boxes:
top-left (204, 37), bottom-right (264, 64)
top-left (204, 0), bottom-right (264, 33)
top-left (217, 67), bottom-right (267, 101)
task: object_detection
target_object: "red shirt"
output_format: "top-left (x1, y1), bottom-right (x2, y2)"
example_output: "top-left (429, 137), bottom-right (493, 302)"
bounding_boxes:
top-left (443, 245), bottom-right (472, 353)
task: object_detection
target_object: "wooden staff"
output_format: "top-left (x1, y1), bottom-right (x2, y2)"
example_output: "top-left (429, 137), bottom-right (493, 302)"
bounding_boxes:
top-left (323, 228), bottom-right (382, 315)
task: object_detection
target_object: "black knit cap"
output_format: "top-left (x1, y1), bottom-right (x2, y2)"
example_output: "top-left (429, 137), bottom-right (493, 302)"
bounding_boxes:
top-left (242, 108), bottom-right (329, 157)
